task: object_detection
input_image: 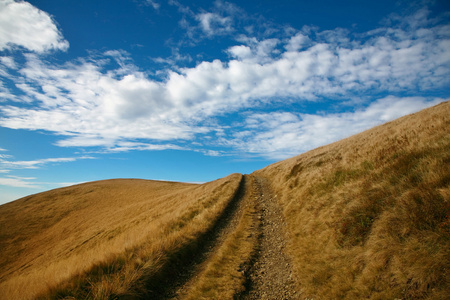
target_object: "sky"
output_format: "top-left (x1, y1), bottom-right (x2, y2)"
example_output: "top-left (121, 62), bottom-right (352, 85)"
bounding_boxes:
top-left (0, 0), bottom-right (449, 204)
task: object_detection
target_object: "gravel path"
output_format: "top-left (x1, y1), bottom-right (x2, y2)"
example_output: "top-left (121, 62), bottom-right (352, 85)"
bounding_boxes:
top-left (159, 174), bottom-right (298, 299)
top-left (239, 176), bottom-right (298, 299)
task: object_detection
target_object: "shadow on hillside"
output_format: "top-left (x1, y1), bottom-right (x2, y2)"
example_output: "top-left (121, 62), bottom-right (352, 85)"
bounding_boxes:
top-left (137, 175), bottom-right (247, 299)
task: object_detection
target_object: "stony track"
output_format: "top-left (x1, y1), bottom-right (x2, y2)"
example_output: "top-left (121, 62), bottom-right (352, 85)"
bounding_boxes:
top-left (160, 174), bottom-right (297, 299)
top-left (239, 176), bottom-right (297, 299)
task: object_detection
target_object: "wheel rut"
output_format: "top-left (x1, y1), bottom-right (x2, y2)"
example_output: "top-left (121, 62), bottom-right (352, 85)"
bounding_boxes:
top-left (154, 175), bottom-right (249, 299)
top-left (156, 174), bottom-right (297, 299)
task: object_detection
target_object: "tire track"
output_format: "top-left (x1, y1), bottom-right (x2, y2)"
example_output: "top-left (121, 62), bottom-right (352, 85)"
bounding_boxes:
top-left (149, 174), bottom-right (249, 299)
top-left (148, 174), bottom-right (297, 299)
top-left (174, 174), bottom-right (259, 299)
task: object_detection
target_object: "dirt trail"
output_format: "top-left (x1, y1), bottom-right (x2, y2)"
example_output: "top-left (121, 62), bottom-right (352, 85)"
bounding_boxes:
top-left (155, 175), bottom-right (250, 299)
top-left (239, 175), bottom-right (297, 299)
top-left (158, 174), bottom-right (297, 299)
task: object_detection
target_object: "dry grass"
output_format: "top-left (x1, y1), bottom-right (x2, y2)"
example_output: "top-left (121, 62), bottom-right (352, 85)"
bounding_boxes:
top-left (180, 175), bottom-right (260, 300)
top-left (255, 101), bottom-right (450, 299)
top-left (0, 174), bottom-right (242, 299)
top-left (1, 101), bottom-right (448, 299)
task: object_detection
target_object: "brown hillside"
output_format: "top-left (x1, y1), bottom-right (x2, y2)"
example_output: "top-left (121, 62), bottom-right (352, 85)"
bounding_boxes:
top-left (0, 101), bottom-right (448, 299)
top-left (0, 175), bottom-right (243, 299)
top-left (254, 101), bottom-right (450, 299)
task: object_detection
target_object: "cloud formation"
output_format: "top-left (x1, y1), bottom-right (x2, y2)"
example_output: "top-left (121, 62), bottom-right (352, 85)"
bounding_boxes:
top-left (0, 154), bottom-right (94, 170)
top-left (0, 0), bottom-right (68, 52)
top-left (145, 0), bottom-right (160, 10)
top-left (0, 175), bottom-right (39, 188)
top-left (224, 96), bottom-right (442, 159)
top-left (196, 12), bottom-right (233, 36)
top-left (0, 152), bottom-right (94, 189)
top-left (0, 1), bottom-right (449, 160)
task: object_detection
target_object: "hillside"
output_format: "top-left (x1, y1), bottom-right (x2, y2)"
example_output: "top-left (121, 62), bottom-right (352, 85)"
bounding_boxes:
top-left (0, 101), bottom-right (448, 299)
top-left (0, 175), bottom-right (244, 299)
top-left (255, 100), bottom-right (450, 299)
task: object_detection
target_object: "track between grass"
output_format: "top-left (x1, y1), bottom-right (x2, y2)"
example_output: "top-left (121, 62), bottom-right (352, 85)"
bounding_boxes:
top-left (159, 174), bottom-right (297, 299)
top-left (239, 176), bottom-right (297, 299)
top-left (153, 174), bottom-right (249, 299)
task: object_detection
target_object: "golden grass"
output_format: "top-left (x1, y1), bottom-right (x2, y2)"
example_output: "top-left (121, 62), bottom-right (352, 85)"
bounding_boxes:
top-left (0, 174), bottom-right (242, 299)
top-left (255, 101), bottom-right (450, 299)
top-left (1, 101), bottom-right (448, 299)
top-left (179, 175), bottom-right (260, 300)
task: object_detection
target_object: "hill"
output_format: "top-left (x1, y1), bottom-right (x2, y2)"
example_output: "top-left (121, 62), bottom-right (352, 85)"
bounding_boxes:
top-left (0, 175), bottom-right (244, 299)
top-left (254, 100), bottom-right (449, 299)
top-left (0, 101), bottom-right (448, 299)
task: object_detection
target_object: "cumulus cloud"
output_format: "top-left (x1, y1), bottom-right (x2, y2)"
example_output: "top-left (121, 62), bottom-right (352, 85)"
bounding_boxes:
top-left (227, 45), bottom-right (252, 59)
top-left (285, 33), bottom-right (311, 52)
top-left (0, 0), bottom-right (68, 52)
top-left (0, 3), bottom-right (448, 158)
top-left (228, 37), bottom-right (280, 63)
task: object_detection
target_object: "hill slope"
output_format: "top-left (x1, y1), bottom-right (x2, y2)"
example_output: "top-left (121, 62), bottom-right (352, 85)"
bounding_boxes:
top-left (255, 100), bottom-right (449, 299)
top-left (0, 101), bottom-right (448, 299)
top-left (0, 175), bottom-right (243, 299)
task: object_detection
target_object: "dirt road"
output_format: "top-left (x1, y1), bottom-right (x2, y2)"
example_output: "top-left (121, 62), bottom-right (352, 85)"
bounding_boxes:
top-left (239, 176), bottom-right (297, 299)
top-left (160, 174), bottom-right (297, 299)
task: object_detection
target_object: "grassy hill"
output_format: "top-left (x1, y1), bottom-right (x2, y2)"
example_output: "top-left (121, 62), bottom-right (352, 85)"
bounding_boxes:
top-left (0, 101), bottom-right (448, 299)
top-left (255, 100), bottom-right (449, 299)
top-left (0, 175), bottom-right (243, 299)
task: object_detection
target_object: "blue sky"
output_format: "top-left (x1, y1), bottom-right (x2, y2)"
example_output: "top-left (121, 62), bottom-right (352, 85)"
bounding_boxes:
top-left (0, 0), bottom-right (449, 204)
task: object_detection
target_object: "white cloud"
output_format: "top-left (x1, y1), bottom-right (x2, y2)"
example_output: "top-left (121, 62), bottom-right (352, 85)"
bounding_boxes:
top-left (0, 56), bottom-right (17, 69)
top-left (103, 141), bottom-right (185, 153)
top-left (0, 175), bottom-right (39, 188)
top-left (196, 12), bottom-right (233, 36)
top-left (0, 175), bottom-right (85, 193)
top-left (285, 33), bottom-right (311, 52)
top-left (228, 45), bottom-right (252, 60)
top-left (172, 0), bottom-right (243, 43)
top-left (0, 156), bottom-right (95, 170)
top-left (226, 96), bottom-right (443, 160)
top-left (145, 0), bottom-right (160, 10)
top-left (0, 0), bottom-right (68, 52)
top-left (199, 149), bottom-right (224, 157)
top-left (0, 4), bottom-right (448, 159)
top-left (229, 37), bottom-right (280, 63)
